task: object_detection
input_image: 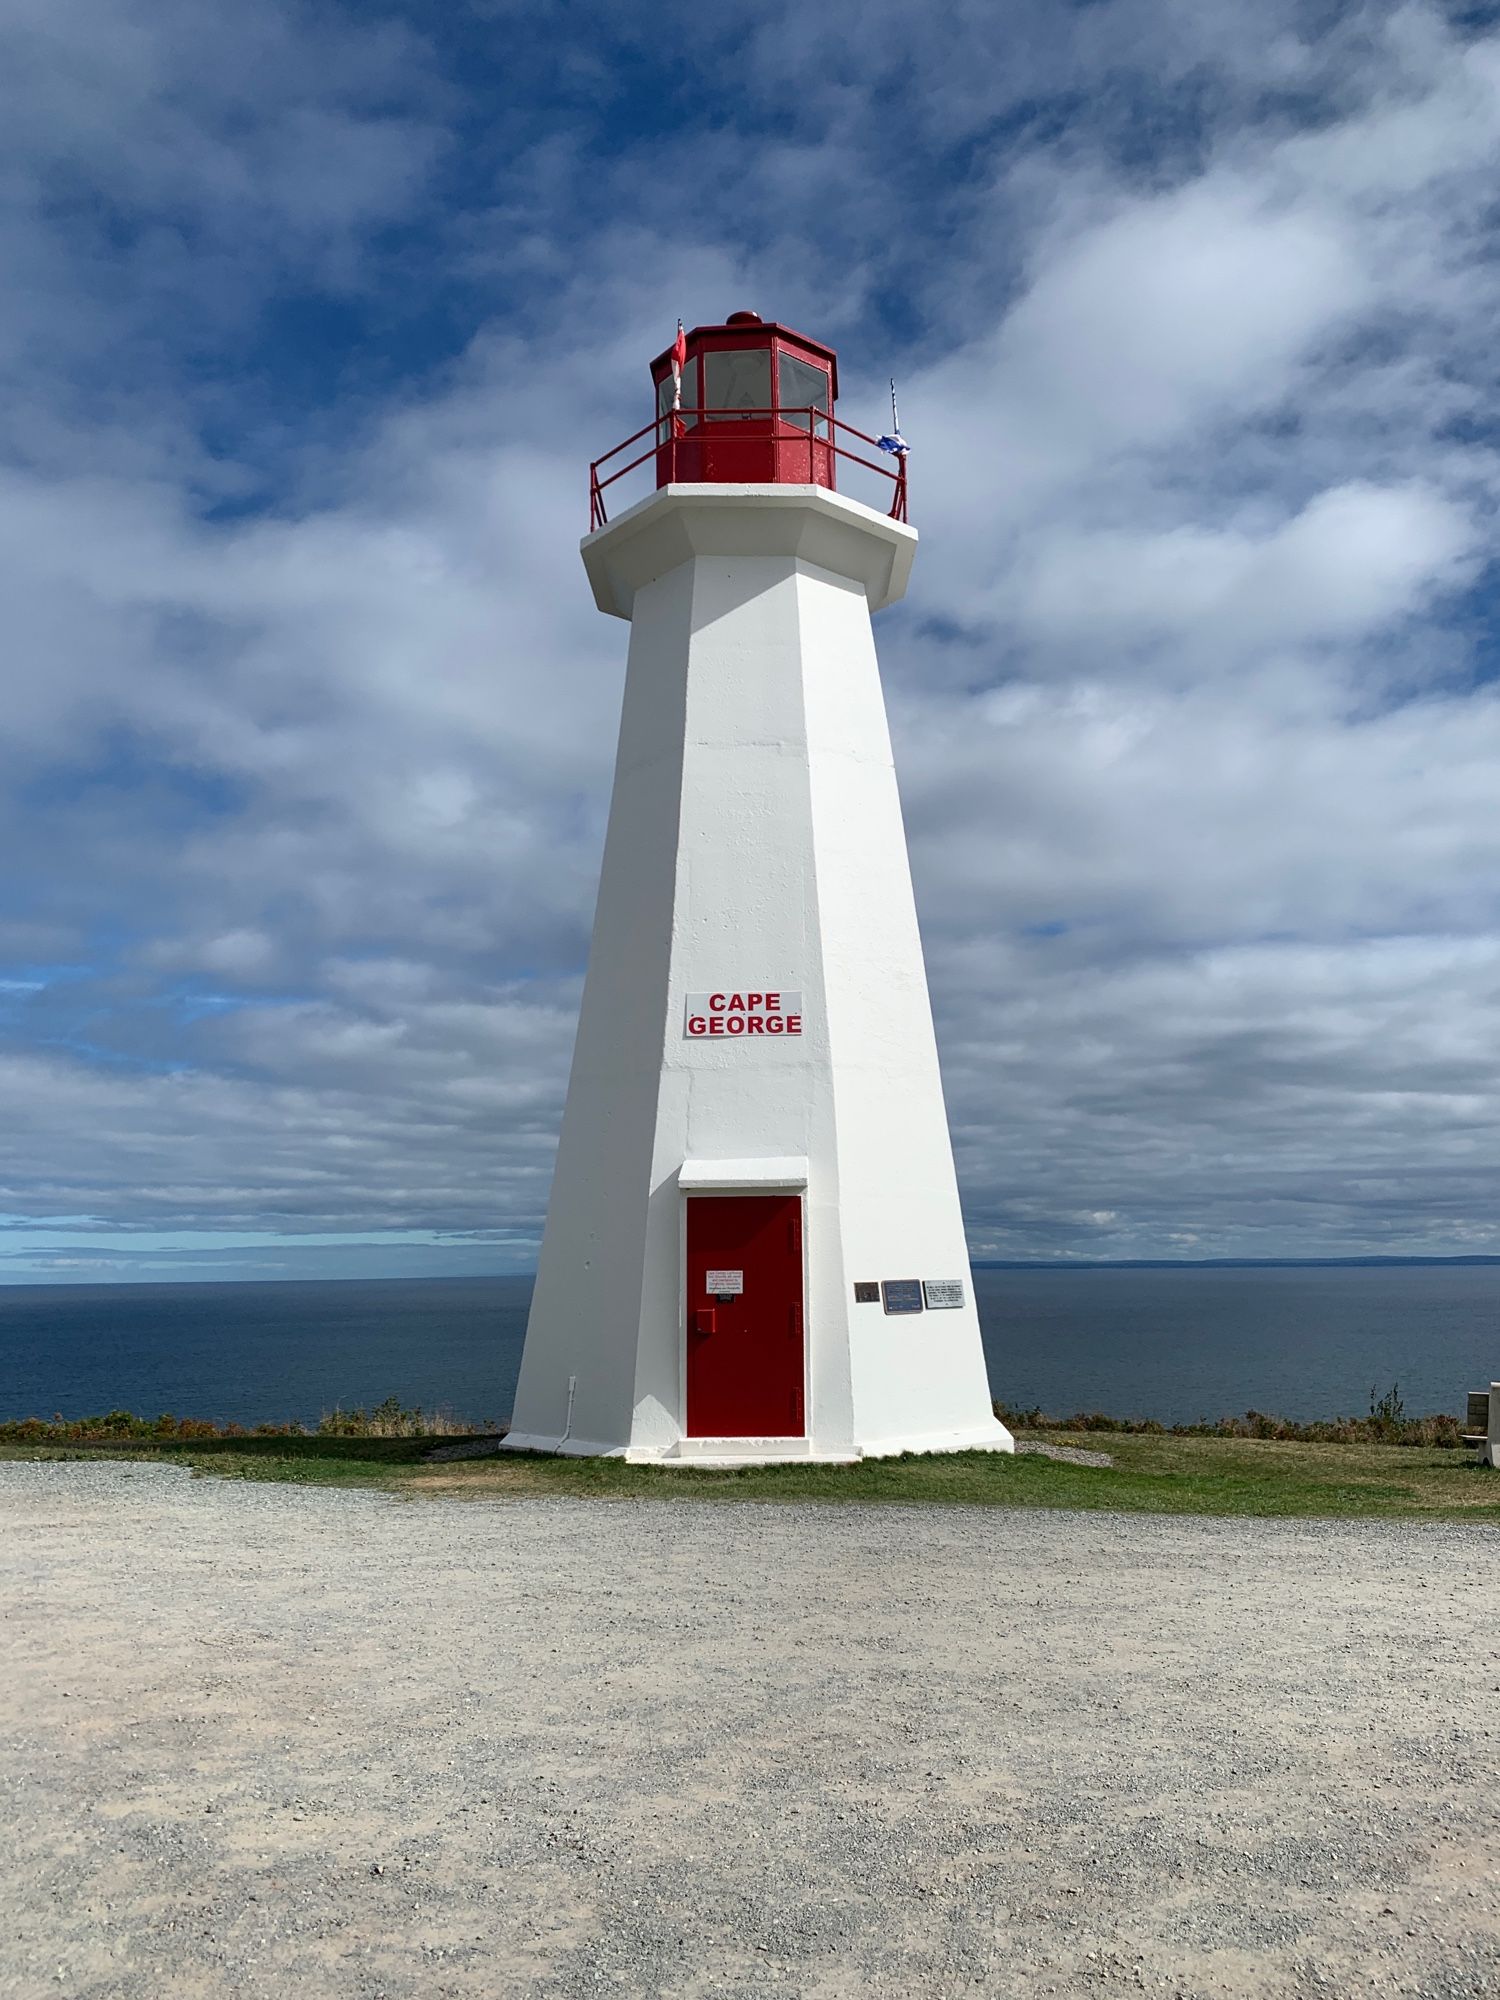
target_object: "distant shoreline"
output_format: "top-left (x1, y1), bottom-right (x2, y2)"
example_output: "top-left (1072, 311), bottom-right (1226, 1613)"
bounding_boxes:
top-left (972, 1255), bottom-right (1500, 1270)
top-left (2, 1255), bottom-right (1500, 1291)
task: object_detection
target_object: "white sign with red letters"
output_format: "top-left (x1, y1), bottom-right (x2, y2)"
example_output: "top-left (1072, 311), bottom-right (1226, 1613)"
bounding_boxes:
top-left (684, 990), bottom-right (803, 1039)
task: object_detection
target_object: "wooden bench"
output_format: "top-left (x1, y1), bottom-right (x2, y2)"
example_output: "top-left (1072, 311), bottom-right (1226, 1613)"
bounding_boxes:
top-left (1463, 1386), bottom-right (1499, 1468)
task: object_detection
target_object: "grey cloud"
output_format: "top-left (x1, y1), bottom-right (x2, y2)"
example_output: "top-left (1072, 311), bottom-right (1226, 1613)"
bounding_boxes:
top-left (3, 0), bottom-right (1500, 1268)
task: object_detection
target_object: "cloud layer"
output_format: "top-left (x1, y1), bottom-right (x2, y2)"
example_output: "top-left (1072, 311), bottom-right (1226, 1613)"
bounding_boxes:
top-left (3, 0), bottom-right (1500, 1275)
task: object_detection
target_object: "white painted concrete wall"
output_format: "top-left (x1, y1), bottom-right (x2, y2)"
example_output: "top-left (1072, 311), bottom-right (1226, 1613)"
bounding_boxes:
top-left (505, 485), bottom-right (1012, 1461)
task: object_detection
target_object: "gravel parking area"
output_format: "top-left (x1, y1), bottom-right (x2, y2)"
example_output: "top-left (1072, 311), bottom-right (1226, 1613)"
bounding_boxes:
top-left (2, 1462), bottom-right (1498, 1999)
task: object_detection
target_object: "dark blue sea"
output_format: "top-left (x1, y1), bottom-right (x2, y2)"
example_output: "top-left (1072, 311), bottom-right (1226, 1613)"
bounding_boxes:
top-left (1, 1266), bottom-right (1496, 1429)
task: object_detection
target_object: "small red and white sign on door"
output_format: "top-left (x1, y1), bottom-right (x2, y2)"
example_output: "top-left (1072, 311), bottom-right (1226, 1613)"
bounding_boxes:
top-left (685, 991), bottom-right (803, 1038)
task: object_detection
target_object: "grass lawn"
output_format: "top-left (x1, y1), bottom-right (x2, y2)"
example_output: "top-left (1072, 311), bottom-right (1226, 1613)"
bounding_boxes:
top-left (2, 1429), bottom-right (1496, 1520)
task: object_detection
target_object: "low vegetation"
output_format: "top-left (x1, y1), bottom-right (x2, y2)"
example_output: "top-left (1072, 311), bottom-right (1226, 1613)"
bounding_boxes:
top-left (997, 1382), bottom-right (1466, 1448)
top-left (1, 1390), bottom-right (1494, 1521)
top-left (315, 1397), bottom-right (484, 1439)
top-left (0, 1398), bottom-right (489, 1446)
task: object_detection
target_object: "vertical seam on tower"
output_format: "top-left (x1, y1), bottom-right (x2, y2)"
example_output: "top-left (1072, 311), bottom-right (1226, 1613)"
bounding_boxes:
top-left (792, 558), bottom-right (844, 1448)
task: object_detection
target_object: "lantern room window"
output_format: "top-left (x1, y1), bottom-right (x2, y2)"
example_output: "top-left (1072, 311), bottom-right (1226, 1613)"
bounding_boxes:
top-left (778, 352), bottom-right (830, 435)
top-left (704, 347), bottom-right (771, 419)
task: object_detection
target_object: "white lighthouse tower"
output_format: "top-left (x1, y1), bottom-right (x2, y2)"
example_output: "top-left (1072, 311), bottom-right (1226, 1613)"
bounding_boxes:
top-left (505, 311), bottom-right (1012, 1464)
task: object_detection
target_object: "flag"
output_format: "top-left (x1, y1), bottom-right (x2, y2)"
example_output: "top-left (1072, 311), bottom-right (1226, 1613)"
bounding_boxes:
top-left (671, 318), bottom-right (687, 412)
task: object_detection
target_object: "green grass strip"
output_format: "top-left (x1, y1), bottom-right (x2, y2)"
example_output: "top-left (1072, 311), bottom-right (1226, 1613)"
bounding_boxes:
top-left (3, 1429), bottom-right (1496, 1521)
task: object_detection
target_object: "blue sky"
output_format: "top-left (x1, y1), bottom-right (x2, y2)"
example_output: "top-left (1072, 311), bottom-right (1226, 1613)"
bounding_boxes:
top-left (5, 0), bottom-right (1500, 1281)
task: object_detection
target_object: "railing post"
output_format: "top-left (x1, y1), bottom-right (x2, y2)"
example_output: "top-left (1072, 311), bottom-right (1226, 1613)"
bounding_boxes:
top-left (891, 458), bottom-right (908, 523)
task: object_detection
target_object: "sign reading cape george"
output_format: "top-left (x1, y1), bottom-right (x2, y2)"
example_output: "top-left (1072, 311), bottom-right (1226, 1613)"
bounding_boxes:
top-left (685, 990), bottom-right (803, 1038)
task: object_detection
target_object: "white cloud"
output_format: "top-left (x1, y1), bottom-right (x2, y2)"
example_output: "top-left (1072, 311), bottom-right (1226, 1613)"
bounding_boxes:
top-left (1005, 481), bottom-right (1478, 664)
top-left (1003, 190), bottom-right (1367, 456)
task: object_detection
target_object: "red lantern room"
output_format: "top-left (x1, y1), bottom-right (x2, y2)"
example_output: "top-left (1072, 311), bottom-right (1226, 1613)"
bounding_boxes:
top-left (649, 311), bottom-right (839, 490)
top-left (588, 310), bottom-right (907, 530)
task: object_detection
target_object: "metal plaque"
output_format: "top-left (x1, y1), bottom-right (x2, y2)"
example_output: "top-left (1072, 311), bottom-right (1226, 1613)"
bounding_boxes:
top-left (705, 1269), bottom-right (743, 1296)
top-left (923, 1279), bottom-right (965, 1310)
top-left (881, 1279), bottom-right (924, 1316)
top-left (853, 1281), bottom-right (881, 1304)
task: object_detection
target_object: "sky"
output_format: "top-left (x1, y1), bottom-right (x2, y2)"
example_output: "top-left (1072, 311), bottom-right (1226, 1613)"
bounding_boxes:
top-left (4, 0), bottom-right (1500, 1282)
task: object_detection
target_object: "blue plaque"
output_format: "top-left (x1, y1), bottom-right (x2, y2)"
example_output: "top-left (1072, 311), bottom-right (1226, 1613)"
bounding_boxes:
top-left (881, 1279), bottom-right (924, 1316)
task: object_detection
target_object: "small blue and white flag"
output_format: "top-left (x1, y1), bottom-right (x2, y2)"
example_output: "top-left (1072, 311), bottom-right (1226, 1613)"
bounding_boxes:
top-left (876, 379), bottom-right (909, 456)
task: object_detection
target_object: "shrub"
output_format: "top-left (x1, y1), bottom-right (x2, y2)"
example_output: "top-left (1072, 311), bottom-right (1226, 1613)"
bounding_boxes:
top-left (994, 1397), bottom-right (1465, 1449)
top-left (316, 1397), bottom-right (481, 1438)
top-left (0, 1400), bottom-right (495, 1444)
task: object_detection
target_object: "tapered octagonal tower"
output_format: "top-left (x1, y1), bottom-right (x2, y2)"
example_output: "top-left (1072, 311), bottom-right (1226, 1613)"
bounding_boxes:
top-left (505, 312), bottom-right (1012, 1464)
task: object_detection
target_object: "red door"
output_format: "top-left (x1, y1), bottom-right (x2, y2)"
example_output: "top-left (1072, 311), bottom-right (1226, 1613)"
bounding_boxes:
top-left (686, 1195), bottom-right (805, 1437)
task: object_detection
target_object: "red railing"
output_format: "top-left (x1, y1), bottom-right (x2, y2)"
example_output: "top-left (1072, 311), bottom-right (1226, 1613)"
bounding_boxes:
top-left (588, 406), bottom-right (909, 531)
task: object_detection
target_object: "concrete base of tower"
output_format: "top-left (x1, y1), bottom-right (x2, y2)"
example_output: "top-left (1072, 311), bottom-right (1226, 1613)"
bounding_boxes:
top-left (497, 1432), bottom-right (629, 1459)
top-left (651, 1437), bottom-right (859, 1467)
top-left (649, 1421), bottom-right (1016, 1468)
top-left (855, 1416), bottom-right (1016, 1459)
top-left (500, 1415), bottom-right (1015, 1467)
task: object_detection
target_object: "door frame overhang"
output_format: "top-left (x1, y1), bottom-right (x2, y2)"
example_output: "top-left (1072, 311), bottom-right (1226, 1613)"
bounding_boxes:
top-left (677, 1156), bottom-right (809, 1192)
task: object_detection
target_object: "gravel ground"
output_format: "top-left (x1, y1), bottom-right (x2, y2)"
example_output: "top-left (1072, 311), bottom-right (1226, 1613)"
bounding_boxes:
top-left (2, 1462), bottom-right (1497, 2000)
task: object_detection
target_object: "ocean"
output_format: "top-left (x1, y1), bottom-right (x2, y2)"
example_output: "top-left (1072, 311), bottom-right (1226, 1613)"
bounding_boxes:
top-left (1, 1264), bottom-right (1496, 1430)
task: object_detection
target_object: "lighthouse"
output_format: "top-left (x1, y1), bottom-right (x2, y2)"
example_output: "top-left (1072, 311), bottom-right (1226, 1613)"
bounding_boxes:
top-left (505, 311), bottom-right (1012, 1464)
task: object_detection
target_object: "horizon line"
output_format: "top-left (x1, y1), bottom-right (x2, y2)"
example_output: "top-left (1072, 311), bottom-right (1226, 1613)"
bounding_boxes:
top-left (2, 1252), bottom-right (1500, 1290)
